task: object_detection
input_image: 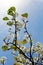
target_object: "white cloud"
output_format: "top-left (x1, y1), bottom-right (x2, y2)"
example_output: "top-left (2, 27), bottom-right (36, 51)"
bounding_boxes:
top-left (0, 0), bottom-right (31, 13)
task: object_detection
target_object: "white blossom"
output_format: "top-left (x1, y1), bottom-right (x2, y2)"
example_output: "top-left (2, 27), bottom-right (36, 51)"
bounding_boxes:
top-left (0, 56), bottom-right (7, 64)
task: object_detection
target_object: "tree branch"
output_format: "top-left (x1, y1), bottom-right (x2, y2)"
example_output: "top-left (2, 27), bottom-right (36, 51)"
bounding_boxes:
top-left (24, 22), bottom-right (34, 65)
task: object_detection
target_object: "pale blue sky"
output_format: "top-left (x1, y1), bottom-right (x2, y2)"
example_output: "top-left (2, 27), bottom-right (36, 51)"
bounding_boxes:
top-left (0, 0), bottom-right (43, 65)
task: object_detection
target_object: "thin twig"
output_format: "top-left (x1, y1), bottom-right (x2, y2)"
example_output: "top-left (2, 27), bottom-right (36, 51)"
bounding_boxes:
top-left (24, 21), bottom-right (34, 65)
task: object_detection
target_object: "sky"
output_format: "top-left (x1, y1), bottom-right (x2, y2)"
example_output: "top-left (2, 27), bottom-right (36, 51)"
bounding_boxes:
top-left (0, 0), bottom-right (43, 65)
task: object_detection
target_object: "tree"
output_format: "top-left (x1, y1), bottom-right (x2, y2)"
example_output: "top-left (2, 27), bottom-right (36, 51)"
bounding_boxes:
top-left (1, 6), bottom-right (43, 65)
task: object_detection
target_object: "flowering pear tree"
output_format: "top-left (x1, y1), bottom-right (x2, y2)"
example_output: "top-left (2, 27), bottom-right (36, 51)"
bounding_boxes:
top-left (1, 6), bottom-right (43, 65)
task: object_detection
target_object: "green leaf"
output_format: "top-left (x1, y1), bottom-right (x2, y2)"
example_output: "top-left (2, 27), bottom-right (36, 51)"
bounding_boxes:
top-left (14, 56), bottom-right (17, 60)
top-left (21, 13), bottom-right (28, 18)
top-left (21, 39), bottom-right (27, 44)
top-left (8, 6), bottom-right (16, 16)
top-left (2, 45), bottom-right (8, 51)
top-left (11, 45), bottom-right (18, 51)
top-left (3, 17), bottom-right (9, 20)
top-left (7, 21), bottom-right (13, 26)
top-left (8, 11), bottom-right (14, 16)
top-left (8, 6), bottom-right (16, 12)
